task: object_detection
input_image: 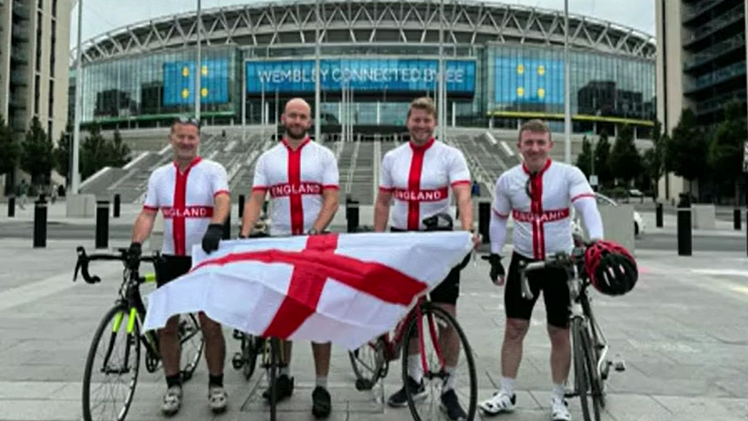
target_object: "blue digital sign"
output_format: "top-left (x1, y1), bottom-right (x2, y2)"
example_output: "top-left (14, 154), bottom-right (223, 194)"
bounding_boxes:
top-left (163, 59), bottom-right (229, 106)
top-left (245, 59), bottom-right (476, 94)
top-left (494, 57), bottom-right (564, 105)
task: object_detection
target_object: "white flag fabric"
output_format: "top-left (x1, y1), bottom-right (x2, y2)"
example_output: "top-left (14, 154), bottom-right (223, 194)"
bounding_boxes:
top-left (142, 231), bottom-right (473, 350)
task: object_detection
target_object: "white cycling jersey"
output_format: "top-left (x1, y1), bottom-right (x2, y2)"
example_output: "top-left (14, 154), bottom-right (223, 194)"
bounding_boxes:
top-left (379, 138), bottom-right (471, 231)
top-left (492, 159), bottom-right (596, 260)
top-left (143, 157), bottom-right (230, 256)
top-left (252, 137), bottom-right (339, 236)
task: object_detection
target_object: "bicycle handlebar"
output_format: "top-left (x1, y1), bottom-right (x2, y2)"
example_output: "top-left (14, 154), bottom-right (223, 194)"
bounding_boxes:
top-left (517, 248), bottom-right (586, 301)
top-left (73, 246), bottom-right (159, 285)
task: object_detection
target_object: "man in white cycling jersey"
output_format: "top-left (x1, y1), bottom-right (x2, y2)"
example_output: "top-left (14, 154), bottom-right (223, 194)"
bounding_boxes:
top-left (129, 116), bottom-right (231, 416)
top-left (478, 119), bottom-right (604, 421)
top-left (375, 96), bottom-right (480, 421)
top-left (239, 98), bottom-right (339, 419)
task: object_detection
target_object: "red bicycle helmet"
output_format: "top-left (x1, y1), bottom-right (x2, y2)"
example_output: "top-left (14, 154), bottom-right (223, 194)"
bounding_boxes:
top-left (584, 240), bottom-right (638, 296)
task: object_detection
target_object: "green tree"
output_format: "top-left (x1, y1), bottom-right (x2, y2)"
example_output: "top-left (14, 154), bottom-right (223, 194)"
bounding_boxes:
top-left (708, 100), bottom-right (746, 203)
top-left (20, 117), bottom-right (55, 186)
top-left (575, 135), bottom-right (593, 178)
top-left (594, 131), bottom-right (613, 187)
top-left (81, 125), bottom-right (132, 180)
top-left (54, 124), bottom-right (72, 183)
top-left (608, 124), bottom-right (642, 185)
top-left (666, 108), bottom-right (709, 195)
top-left (0, 115), bottom-right (20, 177)
top-left (642, 120), bottom-right (668, 199)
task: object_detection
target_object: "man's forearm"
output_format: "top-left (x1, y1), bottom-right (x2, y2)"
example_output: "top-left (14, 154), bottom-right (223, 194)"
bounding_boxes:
top-left (312, 201), bottom-right (338, 232)
top-left (240, 200), bottom-right (263, 237)
top-left (132, 212), bottom-right (156, 244)
top-left (457, 196), bottom-right (474, 231)
top-left (373, 202), bottom-right (389, 232)
top-left (211, 194), bottom-right (231, 225)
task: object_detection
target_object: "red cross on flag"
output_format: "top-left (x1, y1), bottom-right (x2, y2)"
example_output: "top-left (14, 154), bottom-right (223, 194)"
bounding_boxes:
top-left (142, 231), bottom-right (474, 350)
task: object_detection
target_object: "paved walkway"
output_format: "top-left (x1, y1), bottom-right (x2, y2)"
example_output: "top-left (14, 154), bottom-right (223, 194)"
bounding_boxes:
top-left (1, 236), bottom-right (748, 421)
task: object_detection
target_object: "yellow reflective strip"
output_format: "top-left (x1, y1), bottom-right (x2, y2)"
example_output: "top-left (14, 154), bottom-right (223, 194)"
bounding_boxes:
top-left (144, 273), bottom-right (157, 283)
top-left (111, 311), bottom-right (124, 333)
top-left (126, 307), bottom-right (137, 334)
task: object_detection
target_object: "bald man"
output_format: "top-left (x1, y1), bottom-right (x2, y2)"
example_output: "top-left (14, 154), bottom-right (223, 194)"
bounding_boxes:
top-left (240, 98), bottom-right (340, 419)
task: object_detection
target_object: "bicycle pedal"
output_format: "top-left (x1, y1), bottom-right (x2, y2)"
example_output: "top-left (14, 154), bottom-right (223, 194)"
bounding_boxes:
top-left (231, 353), bottom-right (244, 370)
top-left (614, 360), bottom-right (626, 372)
top-left (232, 330), bottom-right (244, 340)
top-left (355, 378), bottom-right (374, 391)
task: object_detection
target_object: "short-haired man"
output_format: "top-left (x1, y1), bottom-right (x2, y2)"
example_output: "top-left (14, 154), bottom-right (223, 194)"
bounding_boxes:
top-left (375, 96), bottom-right (480, 421)
top-left (129, 117), bottom-right (231, 415)
top-left (240, 98), bottom-right (340, 419)
top-left (479, 119), bottom-right (604, 421)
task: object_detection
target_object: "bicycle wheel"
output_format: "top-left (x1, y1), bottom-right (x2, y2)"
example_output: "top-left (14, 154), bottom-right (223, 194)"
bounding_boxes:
top-left (402, 303), bottom-right (477, 421)
top-left (349, 337), bottom-right (388, 391)
top-left (178, 313), bottom-right (204, 382)
top-left (582, 296), bottom-right (607, 409)
top-left (242, 334), bottom-right (263, 380)
top-left (82, 304), bottom-right (141, 421)
top-left (572, 318), bottom-right (601, 421)
top-left (267, 337), bottom-right (281, 421)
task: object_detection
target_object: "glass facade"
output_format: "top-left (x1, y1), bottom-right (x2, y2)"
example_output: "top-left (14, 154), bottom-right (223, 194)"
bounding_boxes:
top-left (76, 43), bottom-right (655, 135)
top-left (78, 46), bottom-right (239, 126)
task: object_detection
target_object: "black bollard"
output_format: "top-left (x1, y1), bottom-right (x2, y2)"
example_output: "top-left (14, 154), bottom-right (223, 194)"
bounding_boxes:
top-left (7, 196), bottom-right (15, 217)
top-left (113, 194), bottom-right (121, 218)
top-left (676, 204), bottom-right (692, 256)
top-left (734, 209), bottom-right (741, 231)
top-left (238, 194), bottom-right (246, 219)
top-left (95, 200), bottom-right (110, 249)
top-left (346, 200), bottom-right (360, 233)
top-left (33, 197), bottom-right (47, 248)
top-left (478, 201), bottom-right (490, 244)
top-left (223, 215), bottom-right (231, 240)
top-left (656, 203), bottom-right (663, 228)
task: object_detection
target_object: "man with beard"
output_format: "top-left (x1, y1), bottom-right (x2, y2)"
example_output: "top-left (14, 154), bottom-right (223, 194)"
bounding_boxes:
top-left (129, 117), bottom-right (231, 415)
top-left (375, 96), bottom-right (480, 421)
top-left (239, 98), bottom-right (340, 419)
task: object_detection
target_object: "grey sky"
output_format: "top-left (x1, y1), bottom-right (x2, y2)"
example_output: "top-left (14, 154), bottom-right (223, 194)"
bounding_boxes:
top-left (71, 0), bottom-right (655, 49)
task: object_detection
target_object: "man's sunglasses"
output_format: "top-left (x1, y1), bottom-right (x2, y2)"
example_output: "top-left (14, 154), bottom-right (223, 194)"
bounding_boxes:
top-left (174, 116), bottom-right (201, 128)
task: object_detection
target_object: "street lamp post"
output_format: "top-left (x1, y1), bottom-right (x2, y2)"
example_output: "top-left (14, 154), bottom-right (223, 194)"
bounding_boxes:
top-left (71, 0), bottom-right (84, 194)
top-left (195, 0), bottom-right (202, 121)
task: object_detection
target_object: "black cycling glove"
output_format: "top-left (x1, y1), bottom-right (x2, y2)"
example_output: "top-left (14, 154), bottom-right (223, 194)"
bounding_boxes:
top-left (127, 242), bottom-right (142, 270)
top-left (482, 253), bottom-right (505, 283)
top-left (202, 223), bottom-right (225, 254)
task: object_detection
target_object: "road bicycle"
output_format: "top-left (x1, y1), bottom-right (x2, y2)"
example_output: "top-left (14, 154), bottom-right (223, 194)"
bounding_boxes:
top-left (518, 246), bottom-right (625, 421)
top-left (231, 331), bottom-right (286, 421)
top-left (74, 246), bottom-right (205, 421)
top-left (348, 291), bottom-right (478, 421)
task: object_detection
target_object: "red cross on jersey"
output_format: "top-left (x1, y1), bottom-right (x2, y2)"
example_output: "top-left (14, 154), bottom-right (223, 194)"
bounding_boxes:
top-left (251, 137), bottom-right (339, 236)
top-left (143, 157), bottom-right (230, 256)
top-left (379, 138), bottom-right (471, 231)
top-left (492, 159), bottom-right (595, 260)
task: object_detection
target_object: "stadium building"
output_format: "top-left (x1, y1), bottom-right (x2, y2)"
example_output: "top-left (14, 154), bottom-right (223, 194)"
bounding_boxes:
top-left (73, 0), bottom-right (656, 206)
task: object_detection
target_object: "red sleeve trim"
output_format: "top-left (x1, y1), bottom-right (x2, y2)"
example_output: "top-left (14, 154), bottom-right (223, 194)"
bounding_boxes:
top-left (143, 205), bottom-right (158, 211)
top-left (379, 187), bottom-right (394, 193)
top-left (214, 190), bottom-right (230, 198)
top-left (322, 184), bottom-right (339, 190)
top-left (252, 186), bottom-right (268, 192)
top-left (451, 180), bottom-right (471, 187)
top-left (571, 193), bottom-right (595, 202)
top-left (493, 209), bottom-right (509, 219)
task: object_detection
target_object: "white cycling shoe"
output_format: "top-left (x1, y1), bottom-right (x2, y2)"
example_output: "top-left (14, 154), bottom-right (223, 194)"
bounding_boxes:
top-left (478, 390), bottom-right (516, 416)
top-left (161, 386), bottom-right (182, 416)
top-left (550, 396), bottom-right (572, 421)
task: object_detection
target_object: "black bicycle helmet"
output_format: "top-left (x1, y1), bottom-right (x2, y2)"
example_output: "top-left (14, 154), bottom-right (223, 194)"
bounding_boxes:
top-left (584, 240), bottom-right (638, 296)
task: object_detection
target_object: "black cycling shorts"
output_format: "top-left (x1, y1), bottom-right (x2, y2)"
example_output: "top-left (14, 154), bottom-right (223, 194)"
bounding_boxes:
top-left (505, 252), bottom-right (570, 328)
top-left (390, 227), bottom-right (461, 305)
top-left (153, 254), bottom-right (192, 288)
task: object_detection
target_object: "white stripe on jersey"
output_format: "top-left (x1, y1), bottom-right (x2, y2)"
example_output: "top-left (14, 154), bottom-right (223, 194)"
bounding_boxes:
top-left (492, 159), bottom-right (595, 259)
top-left (143, 157), bottom-right (230, 256)
top-left (379, 138), bottom-right (471, 231)
top-left (251, 138), bottom-right (339, 236)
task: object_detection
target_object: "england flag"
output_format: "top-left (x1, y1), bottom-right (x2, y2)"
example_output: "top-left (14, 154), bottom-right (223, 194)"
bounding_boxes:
top-left (142, 231), bottom-right (473, 350)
